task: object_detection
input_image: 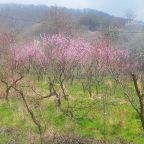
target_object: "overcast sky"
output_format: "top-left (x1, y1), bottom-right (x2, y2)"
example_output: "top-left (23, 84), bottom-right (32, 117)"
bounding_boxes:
top-left (0, 0), bottom-right (144, 20)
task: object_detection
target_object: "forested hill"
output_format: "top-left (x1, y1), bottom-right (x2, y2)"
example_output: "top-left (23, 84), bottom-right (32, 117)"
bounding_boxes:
top-left (0, 4), bottom-right (126, 30)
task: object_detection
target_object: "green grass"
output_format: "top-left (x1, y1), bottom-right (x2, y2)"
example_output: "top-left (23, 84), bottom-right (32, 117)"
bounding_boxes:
top-left (0, 77), bottom-right (144, 144)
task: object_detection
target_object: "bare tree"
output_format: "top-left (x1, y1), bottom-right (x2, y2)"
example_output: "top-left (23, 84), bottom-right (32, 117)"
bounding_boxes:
top-left (109, 51), bottom-right (144, 130)
top-left (43, 7), bottom-right (80, 36)
top-left (125, 9), bottom-right (136, 24)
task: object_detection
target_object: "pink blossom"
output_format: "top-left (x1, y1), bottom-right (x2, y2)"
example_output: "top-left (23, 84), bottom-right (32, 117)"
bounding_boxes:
top-left (9, 43), bottom-right (47, 69)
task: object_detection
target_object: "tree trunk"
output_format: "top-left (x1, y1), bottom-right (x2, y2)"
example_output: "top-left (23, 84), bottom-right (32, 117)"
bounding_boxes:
top-left (140, 112), bottom-right (144, 130)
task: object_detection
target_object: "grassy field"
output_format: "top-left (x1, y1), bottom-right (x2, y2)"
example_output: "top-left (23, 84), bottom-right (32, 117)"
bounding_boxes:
top-left (0, 77), bottom-right (144, 144)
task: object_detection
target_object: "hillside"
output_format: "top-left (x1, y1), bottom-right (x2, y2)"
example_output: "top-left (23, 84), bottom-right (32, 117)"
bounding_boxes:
top-left (0, 4), bottom-right (126, 31)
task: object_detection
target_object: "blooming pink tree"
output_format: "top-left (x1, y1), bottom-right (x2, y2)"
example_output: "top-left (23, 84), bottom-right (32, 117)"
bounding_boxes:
top-left (1, 41), bottom-right (45, 140)
top-left (41, 34), bottom-right (92, 100)
top-left (80, 39), bottom-right (128, 96)
top-left (0, 32), bottom-right (15, 101)
top-left (107, 45), bottom-right (144, 130)
top-left (9, 42), bottom-right (48, 80)
top-left (0, 32), bottom-right (13, 71)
